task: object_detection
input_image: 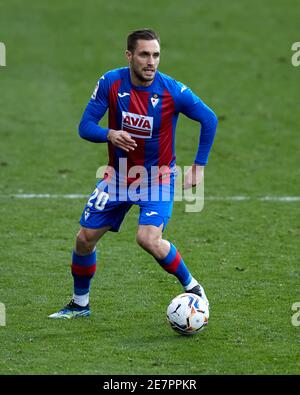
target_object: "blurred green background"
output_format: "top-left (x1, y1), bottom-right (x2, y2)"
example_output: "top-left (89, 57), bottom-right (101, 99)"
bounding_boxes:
top-left (0, 0), bottom-right (299, 375)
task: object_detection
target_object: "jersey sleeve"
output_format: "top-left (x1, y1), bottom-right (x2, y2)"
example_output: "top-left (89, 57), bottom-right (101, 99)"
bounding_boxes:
top-left (78, 74), bottom-right (110, 143)
top-left (175, 82), bottom-right (218, 166)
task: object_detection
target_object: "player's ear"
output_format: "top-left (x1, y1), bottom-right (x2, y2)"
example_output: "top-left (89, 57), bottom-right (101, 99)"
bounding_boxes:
top-left (125, 50), bottom-right (132, 63)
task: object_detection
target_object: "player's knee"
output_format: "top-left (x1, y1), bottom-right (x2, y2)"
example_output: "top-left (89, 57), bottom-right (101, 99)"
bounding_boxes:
top-left (136, 232), bottom-right (161, 254)
top-left (76, 230), bottom-right (96, 255)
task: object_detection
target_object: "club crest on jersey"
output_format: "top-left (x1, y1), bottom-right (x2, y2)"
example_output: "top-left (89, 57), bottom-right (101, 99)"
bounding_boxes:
top-left (122, 111), bottom-right (153, 138)
top-left (151, 93), bottom-right (159, 108)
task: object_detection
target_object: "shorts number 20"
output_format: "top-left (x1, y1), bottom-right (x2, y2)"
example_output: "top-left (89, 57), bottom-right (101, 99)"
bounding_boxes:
top-left (87, 189), bottom-right (109, 211)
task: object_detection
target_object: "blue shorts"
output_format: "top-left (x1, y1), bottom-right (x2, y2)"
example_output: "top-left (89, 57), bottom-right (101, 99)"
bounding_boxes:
top-left (79, 176), bottom-right (175, 232)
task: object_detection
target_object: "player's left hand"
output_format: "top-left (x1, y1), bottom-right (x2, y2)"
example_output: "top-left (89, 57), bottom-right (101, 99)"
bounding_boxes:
top-left (183, 164), bottom-right (204, 189)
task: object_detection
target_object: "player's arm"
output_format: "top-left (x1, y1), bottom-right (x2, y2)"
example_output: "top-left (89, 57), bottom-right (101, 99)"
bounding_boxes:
top-left (176, 84), bottom-right (218, 189)
top-left (78, 76), bottom-right (137, 151)
top-left (78, 77), bottom-right (110, 143)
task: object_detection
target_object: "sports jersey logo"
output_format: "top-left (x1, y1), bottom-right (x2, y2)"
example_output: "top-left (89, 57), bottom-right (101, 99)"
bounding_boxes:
top-left (181, 85), bottom-right (187, 93)
top-left (151, 93), bottom-right (159, 108)
top-left (122, 111), bottom-right (153, 139)
top-left (91, 81), bottom-right (99, 100)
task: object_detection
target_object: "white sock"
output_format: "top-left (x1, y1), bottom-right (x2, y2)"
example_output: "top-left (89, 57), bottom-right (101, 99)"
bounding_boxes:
top-left (184, 277), bottom-right (199, 291)
top-left (73, 293), bottom-right (89, 307)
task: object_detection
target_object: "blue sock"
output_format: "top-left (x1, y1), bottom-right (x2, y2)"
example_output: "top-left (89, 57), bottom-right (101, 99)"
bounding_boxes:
top-left (156, 243), bottom-right (192, 286)
top-left (71, 250), bottom-right (97, 297)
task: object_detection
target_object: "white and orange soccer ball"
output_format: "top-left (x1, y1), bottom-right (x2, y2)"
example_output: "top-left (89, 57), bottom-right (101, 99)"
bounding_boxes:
top-left (166, 293), bottom-right (209, 335)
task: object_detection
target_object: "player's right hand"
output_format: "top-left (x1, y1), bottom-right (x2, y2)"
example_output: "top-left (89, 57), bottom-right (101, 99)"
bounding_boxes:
top-left (107, 129), bottom-right (137, 152)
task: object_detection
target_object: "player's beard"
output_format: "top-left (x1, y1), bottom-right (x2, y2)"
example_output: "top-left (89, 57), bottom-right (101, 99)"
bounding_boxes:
top-left (131, 63), bottom-right (156, 84)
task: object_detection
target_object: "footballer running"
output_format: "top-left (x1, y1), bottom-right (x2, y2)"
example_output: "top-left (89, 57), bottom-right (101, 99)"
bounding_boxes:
top-left (49, 29), bottom-right (217, 319)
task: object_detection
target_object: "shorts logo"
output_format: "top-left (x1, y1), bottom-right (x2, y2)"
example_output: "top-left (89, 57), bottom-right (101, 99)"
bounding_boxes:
top-left (145, 211), bottom-right (158, 216)
top-left (84, 210), bottom-right (90, 221)
top-left (122, 111), bottom-right (153, 139)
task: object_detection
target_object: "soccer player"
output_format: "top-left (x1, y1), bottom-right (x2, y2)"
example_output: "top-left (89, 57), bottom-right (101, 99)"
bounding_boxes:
top-left (49, 29), bottom-right (218, 319)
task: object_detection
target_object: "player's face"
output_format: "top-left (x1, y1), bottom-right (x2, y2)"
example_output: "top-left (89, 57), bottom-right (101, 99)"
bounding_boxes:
top-left (126, 39), bottom-right (160, 86)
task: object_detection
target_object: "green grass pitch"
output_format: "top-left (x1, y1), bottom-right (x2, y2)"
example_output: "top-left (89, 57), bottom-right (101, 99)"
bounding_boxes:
top-left (0, 0), bottom-right (299, 374)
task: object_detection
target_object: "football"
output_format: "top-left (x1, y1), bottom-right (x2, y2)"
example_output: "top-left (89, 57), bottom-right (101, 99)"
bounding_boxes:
top-left (166, 293), bottom-right (209, 335)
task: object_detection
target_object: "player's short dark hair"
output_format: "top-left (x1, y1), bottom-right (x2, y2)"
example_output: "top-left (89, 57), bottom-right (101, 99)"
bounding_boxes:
top-left (127, 29), bottom-right (160, 53)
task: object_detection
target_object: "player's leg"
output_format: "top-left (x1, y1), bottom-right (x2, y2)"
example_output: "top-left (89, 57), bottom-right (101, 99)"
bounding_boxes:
top-left (49, 183), bottom-right (132, 319)
top-left (70, 226), bottom-right (111, 308)
top-left (136, 175), bottom-right (209, 306)
top-left (136, 224), bottom-right (208, 304)
top-left (136, 224), bottom-right (193, 288)
top-left (48, 226), bottom-right (111, 319)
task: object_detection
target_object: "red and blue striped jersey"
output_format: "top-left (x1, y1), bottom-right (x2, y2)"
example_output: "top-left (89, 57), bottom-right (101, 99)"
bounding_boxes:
top-left (79, 67), bottom-right (217, 179)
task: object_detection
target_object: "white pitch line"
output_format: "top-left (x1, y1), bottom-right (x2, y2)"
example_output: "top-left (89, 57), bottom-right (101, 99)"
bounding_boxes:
top-left (205, 196), bottom-right (300, 202)
top-left (5, 194), bottom-right (88, 199)
top-left (0, 194), bottom-right (299, 202)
